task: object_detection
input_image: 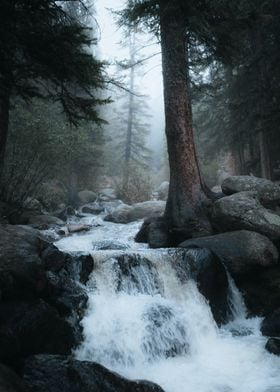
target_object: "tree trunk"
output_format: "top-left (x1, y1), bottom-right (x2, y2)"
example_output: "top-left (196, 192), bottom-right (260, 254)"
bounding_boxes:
top-left (0, 92), bottom-right (10, 167)
top-left (159, 2), bottom-right (211, 239)
top-left (259, 131), bottom-right (271, 179)
top-left (123, 30), bottom-right (136, 190)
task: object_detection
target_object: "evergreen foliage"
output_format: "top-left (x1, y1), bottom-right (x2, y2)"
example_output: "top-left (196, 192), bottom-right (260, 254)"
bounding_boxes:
top-left (0, 0), bottom-right (108, 160)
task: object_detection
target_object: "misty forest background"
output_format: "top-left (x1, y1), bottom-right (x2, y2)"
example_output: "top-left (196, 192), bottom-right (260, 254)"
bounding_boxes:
top-left (1, 0), bottom-right (280, 217)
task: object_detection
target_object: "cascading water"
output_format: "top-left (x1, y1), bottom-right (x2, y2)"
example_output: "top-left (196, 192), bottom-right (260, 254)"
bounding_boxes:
top-left (55, 213), bottom-right (280, 392)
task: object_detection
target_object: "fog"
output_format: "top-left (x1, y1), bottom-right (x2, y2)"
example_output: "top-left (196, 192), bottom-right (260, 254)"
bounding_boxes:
top-left (95, 0), bottom-right (165, 156)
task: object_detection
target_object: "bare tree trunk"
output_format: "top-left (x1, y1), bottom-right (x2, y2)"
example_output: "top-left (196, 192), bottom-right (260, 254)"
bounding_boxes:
top-left (259, 131), bottom-right (271, 179)
top-left (159, 2), bottom-right (211, 238)
top-left (123, 30), bottom-right (136, 190)
top-left (0, 92), bottom-right (10, 167)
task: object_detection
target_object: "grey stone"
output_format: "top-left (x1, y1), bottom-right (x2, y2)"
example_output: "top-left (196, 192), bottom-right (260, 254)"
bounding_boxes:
top-left (222, 176), bottom-right (280, 206)
top-left (24, 354), bottom-right (165, 392)
top-left (212, 191), bottom-right (280, 240)
top-left (179, 230), bottom-right (278, 276)
top-left (78, 190), bottom-right (97, 204)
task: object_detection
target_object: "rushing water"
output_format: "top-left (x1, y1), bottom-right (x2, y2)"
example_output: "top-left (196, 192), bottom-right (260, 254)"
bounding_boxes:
top-left (55, 213), bottom-right (280, 392)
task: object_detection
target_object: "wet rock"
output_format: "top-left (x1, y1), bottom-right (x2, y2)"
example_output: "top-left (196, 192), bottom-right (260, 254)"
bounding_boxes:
top-left (78, 190), bottom-right (97, 204)
top-left (28, 215), bottom-right (64, 229)
top-left (105, 201), bottom-right (165, 224)
top-left (175, 248), bottom-right (230, 325)
top-left (135, 217), bottom-right (169, 248)
top-left (81, 203), bottom-right (104, 215)
top-left (77, 255), bottom-right (94, 284)
top-left (261, 309), bottom-right (280, 337)
top-left (212, 191), bottom-right (280, 241)
top-left (265, 338), bottom-right (280, 355)
top-left (0, 363), bottom-right (28, 392)
top-left (93, 240), bottom-right (128, 251)
top-left (129, 201), bottom-right (165, 222)
top-left (23, 354), bottom-right (165, 392)
top-left (235, 266), bottom-right (280, 316)
top-left (222, 176), bottom-right (280, 207)
top-left (67, 224), bottom-right (91, 234)
top-left (55, 206), bottom-right (76, 222)
top-left (0, 225), bottom-right (47, 300)
top-left (104, 204), bottom-right (133, 223)
top-left (0, 300), bottom-right (75, 367)
top-left (179, 230), bottom-right (278, 276)
top-left (41, 244), bottom-right (66, 272)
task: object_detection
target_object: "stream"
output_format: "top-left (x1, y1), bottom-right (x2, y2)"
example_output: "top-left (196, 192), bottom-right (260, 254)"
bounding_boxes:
top-left (55, 211), bottom-right (280, 392)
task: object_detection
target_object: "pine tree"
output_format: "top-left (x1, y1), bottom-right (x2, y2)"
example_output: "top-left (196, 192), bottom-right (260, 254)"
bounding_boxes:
top-left (0, 0), bottom-right (107, 164)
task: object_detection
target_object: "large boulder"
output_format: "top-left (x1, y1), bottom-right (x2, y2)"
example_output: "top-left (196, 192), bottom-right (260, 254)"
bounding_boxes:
top-left (0, 300), bottom-right (75, 367)
top-left (135, 217), bottom-right (169, 248)
top-left (212, 191), bottom-right (280, 241)
top-left (261, 308), bottom-right (280, 337)
top-left (265, 338), bottom-right (280, 355)
top-left (105, 201), bottom-right (165, 224)
top-left (0, 363), bottom-right (28, 392)
top-left (23, 355), bottom-right (164, 392)
top-left (235, 265), bottom-right (280, 316)
top-left (28, 215), bottom-right (64, 229)
top-left (104, 204), bottom-right (133, 223)
top-left (176, 248), bottom-right (231, 325)
top-left (78, 190), bottom-right (97, 205)
top-left (179, 230), bottom-right (278, 276)
top-left (222, 175), bottom-right (280, 206)
top-left (0, 225), bottom-right (47, 300)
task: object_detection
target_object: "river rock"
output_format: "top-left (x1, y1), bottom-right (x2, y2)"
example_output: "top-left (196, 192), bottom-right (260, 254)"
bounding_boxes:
top-left (135, 217), bottom-right (169, 248)
top-left (175, 248), bottom-right (231, 325)
top-left (222, 175), bottom-right (280, 206)
top-left (23, 355), bottom-right (165, 392)
top-left (67, 224), bottom-right (91, 234)
top-left (0, 300), bottom-right (75, 367)
top-left (104, 204), bottom-right (133, 223)
top-left (0, 225), bottom-right (47, 300)
top-left (105, 201), bottom-right (165, 224)
top-left (41, 244), bottom-right (67, 272)
top-left (212, 192), bottom-right (280, 241)
top-left (179, 230), bottom-right (278, 276)
top-left (78, 190), bottom-right (97, 204)
top-left (261, 309), bottom-right (280, 337)
top-left (232, 265), bottom-right (280, 316)
top-left (93, 240), bottom-right (128, 251)
top-left (81, 203), bottom-right (104, 214)
top-left (0, 363), bottom-right (28, 392)
top-left (265, 338), bottom-right (280, 355)
top-left (28, 215), bottom-right (64, 229)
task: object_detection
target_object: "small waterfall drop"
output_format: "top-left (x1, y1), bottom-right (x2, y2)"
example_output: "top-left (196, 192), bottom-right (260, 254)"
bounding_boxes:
top-left (56, 217), bottom-right (280, 392)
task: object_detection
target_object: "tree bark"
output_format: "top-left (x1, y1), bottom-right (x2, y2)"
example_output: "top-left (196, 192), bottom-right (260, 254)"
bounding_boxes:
top-left (159, 2), bottom-right (211, 238)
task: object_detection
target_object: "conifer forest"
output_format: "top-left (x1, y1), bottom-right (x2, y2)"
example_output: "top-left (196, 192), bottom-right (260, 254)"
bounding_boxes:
top-left (1, 1), bottom-right (280, 392)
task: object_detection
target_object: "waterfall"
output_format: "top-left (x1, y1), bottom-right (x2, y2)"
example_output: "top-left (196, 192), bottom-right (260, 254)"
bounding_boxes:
top-left (56, 218), bottom-right (280, 392)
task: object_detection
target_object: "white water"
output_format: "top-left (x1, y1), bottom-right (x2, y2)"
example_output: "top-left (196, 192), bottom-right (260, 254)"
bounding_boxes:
top-left (55, 216), bottom-right (280, 392)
